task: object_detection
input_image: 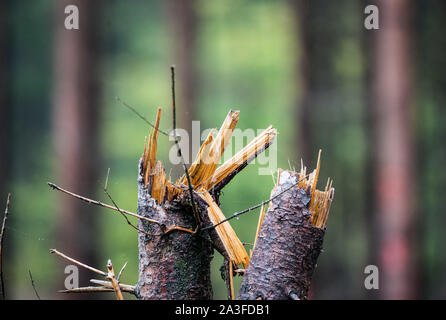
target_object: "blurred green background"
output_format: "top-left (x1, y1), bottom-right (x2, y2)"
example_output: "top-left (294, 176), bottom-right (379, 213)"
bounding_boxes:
top-left (1, 0), bottom-right (445, 299)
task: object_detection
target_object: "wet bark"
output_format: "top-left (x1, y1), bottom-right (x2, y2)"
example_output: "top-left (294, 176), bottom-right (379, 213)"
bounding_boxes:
top-left (238, 171), bottom-right (325, 300)
top-left (135, 160), bottom-right (214, 300)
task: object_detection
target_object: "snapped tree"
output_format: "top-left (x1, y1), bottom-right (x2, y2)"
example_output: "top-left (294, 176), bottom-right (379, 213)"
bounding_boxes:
top-left (47, 69), bottom-right (335, 300)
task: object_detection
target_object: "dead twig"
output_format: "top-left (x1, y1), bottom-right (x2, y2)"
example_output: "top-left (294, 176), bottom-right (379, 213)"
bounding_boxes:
top-left (47, 182), bottom-right (160, 225)
top-left (106, 259), bottom-right (123, 300)
top-left (202, 173), bottom-right (311, 231)
top-left (170, 65), bottom-right (201, 227)
top-left (59, 280), bottom-right (135, 294)
top-left (0, 193), bottom-right (11, 300)
top-left (28, 270), bottom-right (41, 300)
top-left (103, 168), bottom-right (163, 237)
top-left (50, 249), bottom-right (107, 277)
top-left (59, 286), bottom-right (115, 294)
top-left (50, 249), bottom-right (132, 299)
top-left (90, 279), bottom-right (135, 293)
top-left (116, 96), bottom-right (170, 136)
top-left (48, 181), bottom-right (195, 236)
top-left (117, 261), bottom-right (127, 282)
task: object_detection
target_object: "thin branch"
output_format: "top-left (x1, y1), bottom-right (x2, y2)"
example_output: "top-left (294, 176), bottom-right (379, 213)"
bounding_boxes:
top-left (0, 193), bottom-right (11, 300)
top-left (117, 261), bottom-right (127, 282)
top-left (116, 96), bottom-right (170, 136)
top-left (106, 259), bottom-right (123, 300)
top-left (28, 270), bottom-right (41, 300)
top-left (47, 182), bottom-right (160, 225)
top-left (59, 281), bottom-right (136, 294)
top-left (49, 249), bottom-right (107, 277)
top-left (170, 65), bottom-right (201, 227)
top-left (48, 181), bottom-right (196, 236)
top-left (90, 279), bottom-right (135, 293)
top-left (103, 169), bottom-right (162, 237)
top-left (50, 249), bottom-right (135, 298)
top-left (59, 286), bottom-right (115, 294)
top-left (202, 173), bottom-right (311, 231)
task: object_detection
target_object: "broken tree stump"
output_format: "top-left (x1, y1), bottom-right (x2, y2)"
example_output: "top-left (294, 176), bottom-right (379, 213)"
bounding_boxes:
top-left (238, 153), bottom-right (334, 300)
top-left (135, 108), bottom-right (277, 299)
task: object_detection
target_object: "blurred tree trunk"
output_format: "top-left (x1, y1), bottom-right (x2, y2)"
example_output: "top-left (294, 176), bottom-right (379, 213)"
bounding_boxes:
top-left (52, 0), bottom-right (103, 297)
top-left (291, 0), bottom-right (348, 298)
top-left (361, 0), bottom-right (378, 299)
top-left (293, 0), bottom-right (311, 164)
top-left (415, 0), bottom-right (446, 298)
top-left (371, 0), bottom-right (418, 299)
top-left (166, 0), bottom-right (198, 165)
top-left (0, 0), bottom-right (12, 202)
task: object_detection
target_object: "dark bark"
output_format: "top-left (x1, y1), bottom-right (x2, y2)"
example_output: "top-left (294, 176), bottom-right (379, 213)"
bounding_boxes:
top-left (238, 171), bottom-right (325, 300)
top-left (52, 0), bottom-right (103, 295)
top-left (136, 160), bottom-right (214, 300)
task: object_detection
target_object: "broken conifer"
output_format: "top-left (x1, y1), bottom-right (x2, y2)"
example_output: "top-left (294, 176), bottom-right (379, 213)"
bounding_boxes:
top-left (136, 108), bottom-right (277, 299)
top-left (238, 151), bottom-right (334, 300)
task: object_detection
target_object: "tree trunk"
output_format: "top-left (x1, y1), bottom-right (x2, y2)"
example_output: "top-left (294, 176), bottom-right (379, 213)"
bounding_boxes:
top-left (52, 0), bottom-right (103, 294)
top-left (136, 160), bottom-right (214, 300)
top-left (238, 170), bottom-right (326, 300)
top-left (0, 0), bottom-right (11, 201)
top-left (372, 0), bottom-right (417, 299)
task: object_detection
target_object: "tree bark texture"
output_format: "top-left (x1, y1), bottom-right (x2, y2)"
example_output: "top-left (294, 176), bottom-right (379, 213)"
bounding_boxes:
top-left (136, 160), bottom-right (214, 300)
top-left (238, 171), bottom-right (325, 300)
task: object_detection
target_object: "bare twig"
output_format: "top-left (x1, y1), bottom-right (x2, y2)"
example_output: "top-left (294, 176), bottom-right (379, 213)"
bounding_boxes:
top-left (202, 173), bottom-right (311, 231)
top-left (103, 169), bottom-right (162, 237)
top-left (116, 96), bottom-right (170, 136)
top-left (170, 65), bottom-right (201, 227)
top-left (28, 270), bottom-right (41, 300)
top-left (59, 281), bottom-right (135, 295)
top-left (48, 181), bottom-right (195, 236)
top-left (0, 193), bottom-right (11, 300)
top-left (47, 182), bottom-right (160, 225)
top-left (106, 259), bottom-right (123, 300)
top-left (59, 282), bottom-right (134, 294)
top-left (90, 279), bottom-right (135, 293)
top-left (59, 286), bottom-right (115, 294)
top-left (49, 249), bottom-right (107, 277)
top-left (50, 249), bottom-right (134, 298)
top-left (117, 261), bottom-right (128, 282)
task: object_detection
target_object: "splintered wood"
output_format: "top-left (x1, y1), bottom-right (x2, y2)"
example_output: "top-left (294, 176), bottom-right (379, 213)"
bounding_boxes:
top-left (295, 150), bottom-right (334, 228)
top-left (200, 190), bottom-right (249, 268)
top-left (141, 109), bottom-right (277, 268)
